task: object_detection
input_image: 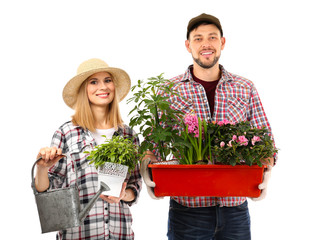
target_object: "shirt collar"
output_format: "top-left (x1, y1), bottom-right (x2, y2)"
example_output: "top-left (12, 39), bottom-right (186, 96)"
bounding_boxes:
top-left (180, 64), bottom-right (233, 83)
top-left (114, 126), bottom-right (123, 136)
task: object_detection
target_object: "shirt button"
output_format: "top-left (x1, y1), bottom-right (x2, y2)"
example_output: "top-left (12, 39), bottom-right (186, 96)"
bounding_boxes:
top-left (105, 220), bottom-right (109, 224)
top-left (105, 207), bottom-right (108, 210)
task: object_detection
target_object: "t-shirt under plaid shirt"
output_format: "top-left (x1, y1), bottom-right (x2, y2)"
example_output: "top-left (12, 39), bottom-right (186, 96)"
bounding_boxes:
top-left (155, 64), bottom-right (275, 208)
top-left (47, 122), bottom-right (142, 240)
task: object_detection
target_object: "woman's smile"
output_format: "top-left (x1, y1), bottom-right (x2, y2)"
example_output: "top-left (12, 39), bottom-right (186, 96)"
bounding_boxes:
top-left (96, 92), bottom-right (110, 98)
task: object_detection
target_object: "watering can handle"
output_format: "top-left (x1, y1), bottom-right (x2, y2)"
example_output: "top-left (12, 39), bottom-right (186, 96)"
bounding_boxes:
top-left (31, 154), bottom-right (79, 194)
top-left (31, 157), bottom-right (44, 195)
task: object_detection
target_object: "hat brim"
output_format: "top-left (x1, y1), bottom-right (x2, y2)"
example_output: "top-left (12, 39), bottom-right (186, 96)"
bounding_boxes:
top-left (63, 67), bottom-right (131, 109)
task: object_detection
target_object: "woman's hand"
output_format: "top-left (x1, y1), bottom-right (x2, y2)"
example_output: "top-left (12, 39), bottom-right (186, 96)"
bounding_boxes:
top-left (100, 182), bottom-right (135, 204)
top-left (37, 147), bottom-right (64, 169)
top-left (35, 147), bottom-right (64, 192)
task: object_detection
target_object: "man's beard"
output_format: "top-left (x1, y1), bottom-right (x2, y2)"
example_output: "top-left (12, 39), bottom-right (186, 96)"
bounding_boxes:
top-left (193, 55), bottom-right (220, 69)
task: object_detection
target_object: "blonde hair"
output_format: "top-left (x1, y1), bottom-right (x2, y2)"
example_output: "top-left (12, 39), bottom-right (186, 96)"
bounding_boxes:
top-left (71, 75), bottom-right (124, 132)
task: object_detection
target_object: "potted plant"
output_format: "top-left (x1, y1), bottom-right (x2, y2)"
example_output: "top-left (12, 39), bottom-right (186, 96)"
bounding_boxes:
top-left (128, 74), bottom-right (278, 197)
top-left (84, 135), bottom-right (140, 197)
top-left (173, 115), bottom-right (277, 166)
top-left (149, 115), bottom-right (278, 197)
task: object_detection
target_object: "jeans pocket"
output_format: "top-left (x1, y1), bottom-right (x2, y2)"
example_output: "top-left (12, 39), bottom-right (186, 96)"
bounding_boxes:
top-left (169, 199), bottom-right (190, 212)
top-left (236, 200), bottom-right (248, 211)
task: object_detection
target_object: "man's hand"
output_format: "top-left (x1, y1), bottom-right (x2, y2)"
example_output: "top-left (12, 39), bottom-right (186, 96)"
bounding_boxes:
top-left (140, 156), bottom-right (163, 200)
top-left (251, 165), bottom-right (272, 201)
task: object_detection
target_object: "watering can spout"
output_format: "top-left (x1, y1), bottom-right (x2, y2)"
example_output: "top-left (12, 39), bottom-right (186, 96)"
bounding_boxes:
top-left (79, 182), bottom-right (110, 222)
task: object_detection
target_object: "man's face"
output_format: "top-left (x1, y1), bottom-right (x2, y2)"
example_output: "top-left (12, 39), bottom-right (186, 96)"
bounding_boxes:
top-left (185, 24), bottom-right (226, 69)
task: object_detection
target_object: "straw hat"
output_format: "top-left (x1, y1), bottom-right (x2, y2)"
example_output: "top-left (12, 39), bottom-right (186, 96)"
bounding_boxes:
top-left (63, 58), bottom-right (131, 109)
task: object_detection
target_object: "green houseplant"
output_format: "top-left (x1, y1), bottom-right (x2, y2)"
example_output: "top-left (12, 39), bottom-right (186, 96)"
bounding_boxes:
top-left (127, 73), bottom-right (183, 161)
top-left (84, 135), bottom-right (140, 197)
top-left (85, 135), bottom-right (139, 171)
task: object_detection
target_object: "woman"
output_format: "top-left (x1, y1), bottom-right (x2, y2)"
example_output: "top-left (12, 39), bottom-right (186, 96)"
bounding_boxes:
top-left (35, 58), bottom-right (142, 240)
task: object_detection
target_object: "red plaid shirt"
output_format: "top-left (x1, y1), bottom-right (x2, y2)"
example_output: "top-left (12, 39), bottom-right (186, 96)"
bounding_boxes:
top-left (47, 121), bottom-right (142, 240)
top-left (155, 64), bottom-right (275, 207)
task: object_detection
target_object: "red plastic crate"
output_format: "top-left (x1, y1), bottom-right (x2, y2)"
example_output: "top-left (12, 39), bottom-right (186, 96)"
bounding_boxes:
top-left (149, 164), bottom-right (265, 197)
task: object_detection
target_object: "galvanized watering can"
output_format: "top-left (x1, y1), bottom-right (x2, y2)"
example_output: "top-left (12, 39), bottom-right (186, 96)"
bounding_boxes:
top-left (31, 156), bottom-right (110, 233)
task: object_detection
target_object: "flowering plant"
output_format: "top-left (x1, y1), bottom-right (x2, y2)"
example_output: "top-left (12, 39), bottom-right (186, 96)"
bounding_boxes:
top-left (172, 114), bottom-right (211, 164)
top-left (173, 115), bottom-right (277, 166)
top-left (209, 120), bottom-right (277, 166)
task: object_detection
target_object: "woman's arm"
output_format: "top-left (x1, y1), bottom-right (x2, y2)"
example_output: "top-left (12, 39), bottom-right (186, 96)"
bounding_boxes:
top-left (35, 147), bottom-right (64, 192)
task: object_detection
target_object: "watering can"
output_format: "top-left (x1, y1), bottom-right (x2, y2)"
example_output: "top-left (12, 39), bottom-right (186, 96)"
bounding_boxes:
top-left (31, 156), bottom-right (110, 233)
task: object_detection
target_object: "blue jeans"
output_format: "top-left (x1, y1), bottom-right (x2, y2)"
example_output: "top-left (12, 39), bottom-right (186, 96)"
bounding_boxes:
top-left (167, 199), bottom-right (251, 240)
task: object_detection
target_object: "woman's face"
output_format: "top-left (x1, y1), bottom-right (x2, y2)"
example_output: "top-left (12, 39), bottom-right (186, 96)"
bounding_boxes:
top-left (86, 71), bottom-right (115, 108)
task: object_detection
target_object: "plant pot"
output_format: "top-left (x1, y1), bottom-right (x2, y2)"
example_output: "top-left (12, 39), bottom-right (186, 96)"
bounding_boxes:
top-left (98, 162), bottom-right (128, 198)
top-left (148, 164), bottom-right (265, 198)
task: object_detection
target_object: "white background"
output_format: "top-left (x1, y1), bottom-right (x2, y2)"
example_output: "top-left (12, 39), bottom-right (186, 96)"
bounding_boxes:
top-left (1, 0), bottom-right (315, 239)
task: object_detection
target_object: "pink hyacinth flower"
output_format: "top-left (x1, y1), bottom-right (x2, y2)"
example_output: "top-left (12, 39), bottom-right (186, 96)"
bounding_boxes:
top-left (184, 114), bottom-right (199, 137)
top-left (220, 141), bottom-right (225, 148)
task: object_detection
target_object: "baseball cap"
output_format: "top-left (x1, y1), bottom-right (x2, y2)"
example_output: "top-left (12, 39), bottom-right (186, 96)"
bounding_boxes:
top-left (187, 13), bottom-right (223, 39)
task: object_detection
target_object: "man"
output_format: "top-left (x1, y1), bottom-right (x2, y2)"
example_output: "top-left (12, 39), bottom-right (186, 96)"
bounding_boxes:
top-left (142, 13), bottom-right (276, 240)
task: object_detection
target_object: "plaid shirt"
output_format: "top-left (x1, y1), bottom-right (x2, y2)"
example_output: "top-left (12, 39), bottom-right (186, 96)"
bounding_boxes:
top-left (47, 121), bottom-right (142, 240)
top-left (156, 64), bottom-right (275, 208)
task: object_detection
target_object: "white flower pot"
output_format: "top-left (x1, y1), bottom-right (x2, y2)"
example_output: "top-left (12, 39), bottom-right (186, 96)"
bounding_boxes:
top-left (97, 162), bottom-right (128, 198)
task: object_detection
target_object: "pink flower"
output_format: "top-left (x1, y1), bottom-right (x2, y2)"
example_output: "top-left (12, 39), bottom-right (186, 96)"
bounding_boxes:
top-left (225, 136), bottom-right (237, 147)
top-left (217, 119), bottom-right (230, 126)
top-left (184, 114), bottom-right (199, 137)
top-left (251, 136), bottom-right (261, 145)
top-left (217, 121), bottom-right (224, 126)
top-left (237, 135), bottom-right (248, 146)
top-left (217, 119), bottom-right (235, 126)
top-left (220, 141), bottom-right (225, 148)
